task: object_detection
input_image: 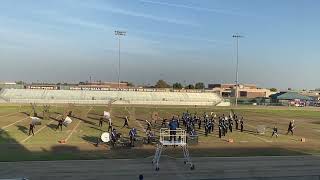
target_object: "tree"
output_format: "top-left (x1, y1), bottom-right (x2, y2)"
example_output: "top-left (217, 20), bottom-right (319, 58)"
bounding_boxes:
top-left (270, 88), bottom-right (277, 92)
top-left (121, 81), bottom-right (134, 87)
top-left (172, 82), bottom-right (183, 89)
top-left (195, 82), bottom-right (205, 89)
top-left (15, 81), bottom-right (25, 85)
top-left (155, 80), bottom-right (171, 88)
top-left (185, 84), bottom-right (195, 89)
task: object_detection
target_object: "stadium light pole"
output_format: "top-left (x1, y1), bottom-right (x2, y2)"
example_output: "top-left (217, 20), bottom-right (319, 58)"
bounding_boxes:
top-left (232, 34), bottom-right (243, 107)
top-left (89, 75), bottom-right (91, 90)
top-left (115, 30), bottom-right (126, 90)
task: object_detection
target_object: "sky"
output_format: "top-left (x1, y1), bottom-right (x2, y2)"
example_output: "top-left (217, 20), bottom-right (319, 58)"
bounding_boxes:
top-left (0, 0), bottom-right (319, 90)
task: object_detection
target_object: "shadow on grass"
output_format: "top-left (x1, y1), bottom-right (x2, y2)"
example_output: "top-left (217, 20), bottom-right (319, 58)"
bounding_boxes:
top-left (87, 116), bottom-right (100, 121)
top-left (88, 112), bottom-right (102, 116)
top-left (82, 135), bottom-right (99, 145)
top-left (16, 125), bottom-right (28, 134)
top-left (20, 112), bottom-right (30, 116)
top-left (311, 121), bottom-right (320, 125)
top-left (47, 123), bottom-right (58, 131)
top-left (72, 116), bottom-right (96, 126)
top-left (50, 116), bottom-right (61, 122)
top-left (89, 126), bottom-right (104, 132)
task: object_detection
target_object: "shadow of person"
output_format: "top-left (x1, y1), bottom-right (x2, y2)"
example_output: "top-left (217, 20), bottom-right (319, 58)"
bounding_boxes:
top-left (16, 125), bottom-right (28, 134)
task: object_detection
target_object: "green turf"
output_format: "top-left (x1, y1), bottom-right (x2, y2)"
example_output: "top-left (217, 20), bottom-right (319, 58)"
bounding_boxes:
top-left (1, 104), bottom-right (320, 161)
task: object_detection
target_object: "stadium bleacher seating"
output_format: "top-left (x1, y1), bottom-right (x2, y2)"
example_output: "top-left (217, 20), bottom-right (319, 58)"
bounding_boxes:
top-left (0, 89), bottom-right (223, 105)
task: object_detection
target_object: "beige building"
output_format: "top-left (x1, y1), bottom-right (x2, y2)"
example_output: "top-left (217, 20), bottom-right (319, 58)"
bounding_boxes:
top-left (300, 91), bottom-right (320, 101)
top-left (208, 83), bottom-right (274, 98)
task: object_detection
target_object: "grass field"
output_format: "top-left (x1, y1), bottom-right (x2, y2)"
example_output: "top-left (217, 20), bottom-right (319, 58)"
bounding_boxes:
top-left (1, 103), bottom-right (320, 161)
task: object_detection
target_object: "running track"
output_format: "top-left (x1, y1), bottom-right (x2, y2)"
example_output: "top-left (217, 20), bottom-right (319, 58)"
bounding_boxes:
top-left (0, 156), bottom-right (320, 180)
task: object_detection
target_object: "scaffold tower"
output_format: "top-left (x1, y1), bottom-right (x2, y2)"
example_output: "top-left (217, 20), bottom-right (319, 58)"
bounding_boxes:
top-left (152, 128), bottom-right (194, 171)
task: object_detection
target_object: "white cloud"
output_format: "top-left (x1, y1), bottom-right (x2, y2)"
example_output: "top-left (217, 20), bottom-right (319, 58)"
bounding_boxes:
top-left (84, 3), bottom-right (199, 27)
top-left (139, 0), bottom-right (257, 17)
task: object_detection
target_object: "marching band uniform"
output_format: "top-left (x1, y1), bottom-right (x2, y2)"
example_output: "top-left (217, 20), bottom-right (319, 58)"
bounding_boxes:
top-left (29, 123), bottom-right (35, 136)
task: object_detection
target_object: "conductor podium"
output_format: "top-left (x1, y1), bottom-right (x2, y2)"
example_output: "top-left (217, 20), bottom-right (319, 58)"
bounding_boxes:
top-left (152, 128), bottom-right (194, 171)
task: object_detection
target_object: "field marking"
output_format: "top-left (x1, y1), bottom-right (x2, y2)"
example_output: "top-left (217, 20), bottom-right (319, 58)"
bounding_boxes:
top-left (63, 107), bottom-right (91, 143)
top-left (1, 117), bottom-right (29, 130)
top-left (0, 112), bottom-right (19, 118)
top-left (129, 108), bottom-right (147, 132)
top-left (20, 120), bottom-right (55, 143)
top-left (85, 107), bottom-right (93, 117)
top-left (64, 119), bottom-right (81, 142)
top-left (244, 123), bottom-right (272, 143)
top-left (20, 114), bottom-right (61, 143)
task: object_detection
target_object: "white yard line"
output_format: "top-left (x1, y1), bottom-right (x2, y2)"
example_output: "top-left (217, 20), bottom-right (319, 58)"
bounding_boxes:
top-left (1, 117), bottom-right (29, 130)
top-left (64, 120), bottom-right (81, 142)
top-left (0, 112), bottom-right (18, 118)
top-left (245, 123), bottom-right (272, 142)
top-left (86, 107), bottom-right (93, 117)
top-left (128, 108), bottom-right (146, 132)
top-left (20, 120), bottom-right (55, 143)
top-left (63, 108), bottom-right (92, 143)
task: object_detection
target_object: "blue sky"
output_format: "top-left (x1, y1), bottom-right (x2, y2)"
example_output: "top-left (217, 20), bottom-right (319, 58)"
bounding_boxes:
top-left (0, 0), bottom-right (319, 89)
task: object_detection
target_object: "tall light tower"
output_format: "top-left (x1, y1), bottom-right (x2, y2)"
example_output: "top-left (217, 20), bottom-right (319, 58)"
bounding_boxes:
top-left (232, 34), bottom-right (243, 106)
top-left (115, 30), bottom-right (126, 89)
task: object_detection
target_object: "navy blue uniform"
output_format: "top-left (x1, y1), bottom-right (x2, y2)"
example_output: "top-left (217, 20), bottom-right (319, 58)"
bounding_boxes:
top-left (169, 120), bottom-right (178, 141)
top-left (129, 128), bottom-right (136, 147)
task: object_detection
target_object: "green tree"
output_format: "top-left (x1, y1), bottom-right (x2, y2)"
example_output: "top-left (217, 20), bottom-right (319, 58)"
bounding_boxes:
top-left (155, 80), bottom-right (171, 88)
top-left (185, 84), bottom-right (195, 89)
top-left (195, 82), bottom-right (205, 89)
top-left (121, 81), bottom-right (134, 87)
top-left (270, 88), bottom-right (277, 92)
top-left (172, 82), bottom-right (183, 89)
top-left (15, 81), bottom-right (25, 85)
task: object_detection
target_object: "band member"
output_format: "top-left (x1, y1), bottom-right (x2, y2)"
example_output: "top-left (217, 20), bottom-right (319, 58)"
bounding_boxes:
top-left (218, 123), bottom-right (222, 138)
top-left (111, 129), bottom-right (117, 147)
top-left (161, 118), bottom-right (167, 127)
top-left (197, 117), bottom-right (201, 129)
top-left (146, 120), bottom-right (152, 131)
top-left (204, 122), bottom-right (210, 136)
top-left (108, 118), bottom-right (112, 132)
top-left (240, 117), bottom-right (244, 132)
top-left (129, 128), bottom-right (136, 147)
top-left (169, 119), bottom-right (178, 141)
top-left (99, 117), bottom-right (103, 127)
top-left (123, 116), bottom-right (129, 128)
top-left (287, 120), bottom-right (295, 135)
top-left (68, 110), bottom-right (73, 117)
top-left (29, 123), bottom-right (35, 136)
top-left (272, 126), bottom-right (278, 138)
top-left (147, 131), bottom-right (154, 144)
top-left (229, 118), bottom-right (233, 133)
top-left (224, 118), bottom-right (228, 134)
top-left (235, 117), bottom-right (239, 130)
top-left (56, 117), bottom-right (63, 131)
top-left (190, 129), bottom-right (197, 136)
top-left (139, 174), bottom-right (144, 180)
top-left (211, 118), bottom-right (215, 132)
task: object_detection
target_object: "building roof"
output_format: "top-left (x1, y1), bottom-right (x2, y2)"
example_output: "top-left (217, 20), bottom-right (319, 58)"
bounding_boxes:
top-left (270, 92), bottom-right (312, 101)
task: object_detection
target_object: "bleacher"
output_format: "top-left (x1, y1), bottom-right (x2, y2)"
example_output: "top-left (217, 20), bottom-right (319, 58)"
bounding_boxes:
top-left (0, 89), bottom-right (223, 106)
